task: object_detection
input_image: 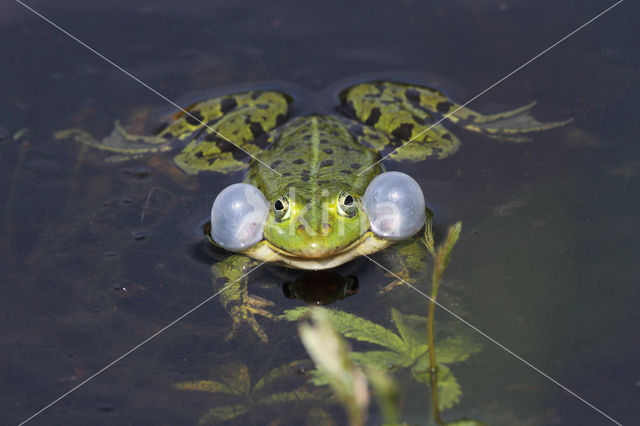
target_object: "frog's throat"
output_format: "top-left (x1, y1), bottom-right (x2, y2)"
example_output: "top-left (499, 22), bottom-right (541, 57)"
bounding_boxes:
top-left (240, 231), bottom-right (393, 271)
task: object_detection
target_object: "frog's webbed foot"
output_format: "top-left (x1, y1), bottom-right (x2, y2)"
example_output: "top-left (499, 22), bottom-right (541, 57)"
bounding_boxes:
top-left (379, 268), bottom-right (412, 294)
top-left (213, 254), bottom-right (276, 343)
top-left (56, 90), bottom-right (293, 175)
top-left (341, 81), bottom-right (571, 161)
top-left (377, 243), bottom-right (428, 294)
top-left (225, 294), bottom-right (276, 342)
top-left (54, 120), bottom-right (171, 162)
top-left (247, 294), bottom-right (275, 318)
top-left (449, 100), bottom-right (573, 142)
top-left (225, 301), bottom-right (273, 343)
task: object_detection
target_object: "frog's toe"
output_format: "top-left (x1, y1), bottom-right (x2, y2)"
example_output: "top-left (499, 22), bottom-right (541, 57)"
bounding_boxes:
top-left (465, 101), bottom-right (537, 124)
top-left (459, 105), bottom-right (572, 139)
top-left (248, 294), bottom-right (275, 322)
top-left (224, 295), bottom-right (274, 342)
top-left (225, 314), bottom-right (269, 343)
top-left (378, 278), bottom-right (404, 294)
top-left (248, 305), bottom-right (275, 320)
top-left (378, 270), bottom-right (413, 294)
top-left (247, 317), bottom-right (269, 343)
top-left (225, 322), bottom-right (240, 342)
top-left (56, 121), bottom-right (171, 156)
top-left (248, 294), bottom-right (275, 311)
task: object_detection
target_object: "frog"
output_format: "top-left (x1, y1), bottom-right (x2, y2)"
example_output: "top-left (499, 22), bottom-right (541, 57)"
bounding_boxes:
top-left (58, 81), bottom-right (569, 341)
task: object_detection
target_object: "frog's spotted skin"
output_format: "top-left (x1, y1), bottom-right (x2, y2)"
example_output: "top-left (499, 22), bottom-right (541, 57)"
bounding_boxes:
top-left (59, 81), bottom-right (569, 177)
top-left (341, 81), bottom-right (571, 161)
top-left (56, 90), bottom-right (291, 174)
top-left (165, 91), bottom-right (290, 174)
top-left (246, 116), bottom-right (381, 200)
top-left (59, 80), bottom-right (570, 341)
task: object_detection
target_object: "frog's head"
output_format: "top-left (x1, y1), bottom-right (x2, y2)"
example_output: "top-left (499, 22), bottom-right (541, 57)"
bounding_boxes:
top-left (261, 185), bottom-right (369, 258)
top-left (209, 172), bottom-right (426, 266)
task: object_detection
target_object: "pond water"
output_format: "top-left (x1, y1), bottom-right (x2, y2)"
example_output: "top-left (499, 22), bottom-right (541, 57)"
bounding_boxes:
top-left (1, 0), bottom-right (638, 425)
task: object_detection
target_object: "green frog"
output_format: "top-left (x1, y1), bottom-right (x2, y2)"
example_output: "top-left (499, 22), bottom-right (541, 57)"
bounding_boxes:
top-left (58, 81), bottom-right (569, 341)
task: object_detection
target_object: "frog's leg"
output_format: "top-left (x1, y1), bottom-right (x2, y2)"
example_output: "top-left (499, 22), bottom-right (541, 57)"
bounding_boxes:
top-left (56, 91), bottom-right (291, 175)
top-left (341, 82), bottom-right (460, 161)
top-left (54, 120), bottom-right (172, 162)
top-left (167, 91), bottom-right (290, 174)
top-left (377, 207), bottom-right (435, 294)
top-left (341, 81), bottom-right (571, 161)
top-left (211, 254), bottom-right (275, 343)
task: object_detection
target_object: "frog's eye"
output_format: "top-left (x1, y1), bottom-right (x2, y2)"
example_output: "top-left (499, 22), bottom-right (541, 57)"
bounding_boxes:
top-left (210, 183), bottom-right (269, 252)
top-left (273, 195), bottom-right (291, 221)
top-left (362, 171), bottom-right (426, 240)
top-left (337, 191), bottom-right (357, 217)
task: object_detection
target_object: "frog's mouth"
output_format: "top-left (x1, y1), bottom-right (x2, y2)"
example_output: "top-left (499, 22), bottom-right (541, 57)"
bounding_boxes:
top-left (240, 231), bottom-right (393, 271)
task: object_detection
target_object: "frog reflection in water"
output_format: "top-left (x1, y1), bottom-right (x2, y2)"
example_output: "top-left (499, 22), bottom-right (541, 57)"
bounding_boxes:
top-left (283, 271), bottom-right (359, 305)
top-left (60, 81), bottom-right (569, 341)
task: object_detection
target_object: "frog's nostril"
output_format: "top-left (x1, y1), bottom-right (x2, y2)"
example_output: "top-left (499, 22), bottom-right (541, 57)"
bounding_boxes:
top-left (322, 223), bottom-right (331, 232)
top-left (297, 224), bottom-right (306, 233)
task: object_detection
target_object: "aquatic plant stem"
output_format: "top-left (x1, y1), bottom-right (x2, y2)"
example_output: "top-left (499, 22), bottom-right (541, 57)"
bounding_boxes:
top-left (428, 222), bottom-right (462, 425)
top-left (427, 287), bottom-right (443, 425)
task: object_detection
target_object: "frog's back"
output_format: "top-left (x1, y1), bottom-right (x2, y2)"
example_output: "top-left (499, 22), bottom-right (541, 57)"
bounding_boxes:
top-left (247, 115), bottom-right (381, 200)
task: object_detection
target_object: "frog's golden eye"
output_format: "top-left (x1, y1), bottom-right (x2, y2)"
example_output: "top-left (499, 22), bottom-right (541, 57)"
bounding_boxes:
top-left (338, 191), bottom-right (357, 217)
top-left (273, 195), bottom-right (291, 221)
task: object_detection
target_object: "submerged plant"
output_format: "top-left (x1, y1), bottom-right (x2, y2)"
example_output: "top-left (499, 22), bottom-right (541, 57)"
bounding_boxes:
top-left (174, 360), bottom-right (330, 424)
top-left (283, 306), bottom-right (481, 412)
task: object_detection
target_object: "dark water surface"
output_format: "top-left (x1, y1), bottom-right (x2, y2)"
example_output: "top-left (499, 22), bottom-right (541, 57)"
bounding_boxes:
top-left (1, 0), bottom-right (638, 424)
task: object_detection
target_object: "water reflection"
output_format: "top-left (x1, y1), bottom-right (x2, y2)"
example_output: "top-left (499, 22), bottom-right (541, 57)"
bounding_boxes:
top-left (282, 271), bottom-right (359, 305)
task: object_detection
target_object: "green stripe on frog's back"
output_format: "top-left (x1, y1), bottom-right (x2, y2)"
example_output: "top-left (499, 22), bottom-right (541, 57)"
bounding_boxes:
top-left (246, 115), bottom-right (382, 201)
